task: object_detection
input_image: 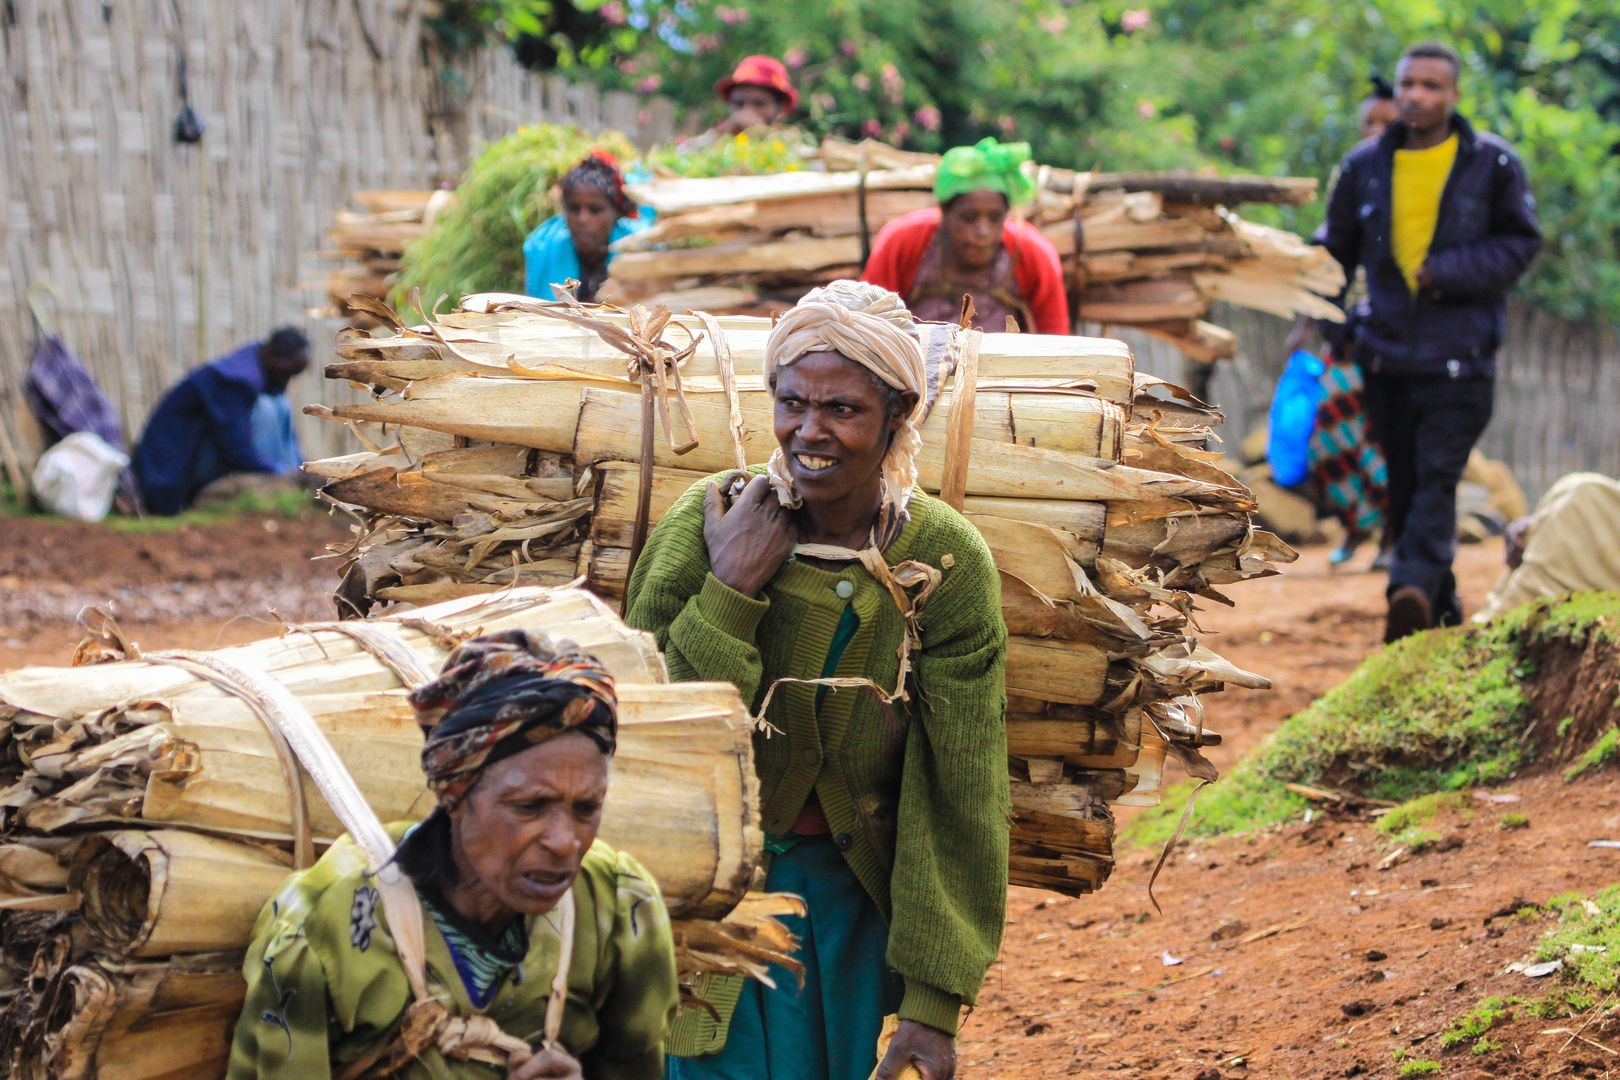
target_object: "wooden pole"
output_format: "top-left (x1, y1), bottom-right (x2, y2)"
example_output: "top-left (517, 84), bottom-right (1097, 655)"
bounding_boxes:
top-left (937, 328), bottom-right (982, 511)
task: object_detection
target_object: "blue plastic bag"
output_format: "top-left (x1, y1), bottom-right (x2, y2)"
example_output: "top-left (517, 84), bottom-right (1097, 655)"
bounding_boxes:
top-left (1267, 349), bottom-right (1326, 488)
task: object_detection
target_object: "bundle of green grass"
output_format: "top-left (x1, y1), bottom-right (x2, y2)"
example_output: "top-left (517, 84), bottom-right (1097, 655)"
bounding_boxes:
top-left (392, 123), bottom-right (812, 312)
top-left (1129, 592), bottom-right (1620, 845)
top-left (393, 125), bottom-right (636, 310)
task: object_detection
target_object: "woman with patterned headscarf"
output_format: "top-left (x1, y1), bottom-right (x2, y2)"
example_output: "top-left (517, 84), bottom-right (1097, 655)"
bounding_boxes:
top-left (863, 137), bottom-right (1068, 335)
top-left (227, 631), bottom-right (678, 1080)
top-left (524, 151), bottom-right (648, 303)
top-left (626, 281), bottom-right (1010, 1080)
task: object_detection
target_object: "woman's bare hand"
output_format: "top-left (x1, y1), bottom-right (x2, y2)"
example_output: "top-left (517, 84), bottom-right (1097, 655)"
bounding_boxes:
top-left (703, 473), bottom-right (796, 598)
top-left (874, 1020), bottom-right (955, 1080)
top-left (508, 1047), bottom-right (583, 1080)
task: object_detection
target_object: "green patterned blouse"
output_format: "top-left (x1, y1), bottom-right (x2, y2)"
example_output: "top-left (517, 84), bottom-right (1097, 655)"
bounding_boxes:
top-left (226, 824), bottom-right (679, 1080)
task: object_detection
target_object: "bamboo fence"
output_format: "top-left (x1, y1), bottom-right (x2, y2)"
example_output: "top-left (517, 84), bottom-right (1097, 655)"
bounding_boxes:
top-left (0, 0), bottom-right (673, 480)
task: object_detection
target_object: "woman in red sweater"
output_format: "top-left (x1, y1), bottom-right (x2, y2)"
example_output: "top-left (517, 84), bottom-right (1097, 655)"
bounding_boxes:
top-left (862, 137), bottom-right (1069, 335)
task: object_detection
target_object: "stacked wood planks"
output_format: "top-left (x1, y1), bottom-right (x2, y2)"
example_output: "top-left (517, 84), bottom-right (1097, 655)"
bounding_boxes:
top-left (0, 587), bottom-right (794, 1080)
top-left (308, 297), bottom-right (1292, 899)
top-left (315, 190), bottom-right (453, 329)
top-left (601, 142), bottom-right (1344, 361)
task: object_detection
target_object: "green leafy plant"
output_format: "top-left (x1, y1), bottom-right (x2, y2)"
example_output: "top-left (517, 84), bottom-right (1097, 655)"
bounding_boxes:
top-left (1397, 1058), bottom-right (1440, 1075)
top-left (644, 129), bottom-right (814, 178)
top-left (1499, 811), bottom-right (1530, 830)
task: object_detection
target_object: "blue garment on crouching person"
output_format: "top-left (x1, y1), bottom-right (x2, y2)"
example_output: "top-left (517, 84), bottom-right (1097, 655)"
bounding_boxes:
top-left (666, 832), bottom-right (903, 1080)
top-left (133, 342), bottom-right (298, 515)
top-left (522, 213), bottom-right (648, 300)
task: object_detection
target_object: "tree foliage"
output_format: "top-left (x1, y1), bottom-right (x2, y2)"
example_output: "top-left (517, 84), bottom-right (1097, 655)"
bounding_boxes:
top-left (454, 0), bottom-right (1620, 322)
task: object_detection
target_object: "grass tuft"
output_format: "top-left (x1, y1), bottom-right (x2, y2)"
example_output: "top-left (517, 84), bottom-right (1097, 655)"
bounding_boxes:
top-left (1396, 1058), bottom-right (1440, 1075)
top-left (1439, 995), bottom-right (1515, 1048)
top-left (1374, 792), bottom-right (1471, 837)
top-left (1498, 811), bottom-right (1530, 830)
top-left (1566, 728), bottom-right (1620, 781)
top-left (1538, 883), bottom-right (1620, 990)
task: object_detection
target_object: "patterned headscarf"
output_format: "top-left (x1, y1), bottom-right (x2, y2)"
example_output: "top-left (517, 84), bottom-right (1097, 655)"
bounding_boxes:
top-left (763, 281), bottom-right (928, 533)
top-left (935, 137), bottom-right (1035, 206)
top-left (409, 630), bottom-right (617, 810)
top-left (561, 150), bottom-right (638, 219)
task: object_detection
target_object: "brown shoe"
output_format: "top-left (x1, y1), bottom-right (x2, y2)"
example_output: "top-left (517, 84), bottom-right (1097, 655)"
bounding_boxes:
top-left (1384, 586), bottom-right (1433, 644)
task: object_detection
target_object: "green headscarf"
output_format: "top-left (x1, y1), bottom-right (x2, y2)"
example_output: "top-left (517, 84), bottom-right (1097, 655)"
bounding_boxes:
top-left (934, 137), bottom-right (1035, 206)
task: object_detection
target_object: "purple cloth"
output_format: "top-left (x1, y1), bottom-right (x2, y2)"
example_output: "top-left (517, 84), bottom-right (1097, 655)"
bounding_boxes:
top-left (24, 336), bottom-right (126, 450)
top-left (24, 336), bottom-right (138, 508)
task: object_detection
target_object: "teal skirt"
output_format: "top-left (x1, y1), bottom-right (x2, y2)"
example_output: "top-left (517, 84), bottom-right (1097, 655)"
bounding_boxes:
top-left (667, 834), bottom-right (902, 1080)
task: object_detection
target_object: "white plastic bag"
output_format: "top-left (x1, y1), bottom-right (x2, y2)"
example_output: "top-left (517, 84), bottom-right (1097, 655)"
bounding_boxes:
top-left (30, 431), bottom-right (129, 522)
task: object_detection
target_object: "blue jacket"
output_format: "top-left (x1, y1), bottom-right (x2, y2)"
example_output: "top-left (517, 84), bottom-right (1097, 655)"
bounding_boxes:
top-left (1319, 113), bottom-right (1542, 378)
top-left (134, 343), bottom-right (282, 514)
top-left (523, 213), bottom-right (647, 300)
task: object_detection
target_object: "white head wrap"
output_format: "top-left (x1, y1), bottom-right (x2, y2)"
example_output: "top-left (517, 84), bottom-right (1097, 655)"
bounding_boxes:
top-left (763, 281), bottom-right (929, 529)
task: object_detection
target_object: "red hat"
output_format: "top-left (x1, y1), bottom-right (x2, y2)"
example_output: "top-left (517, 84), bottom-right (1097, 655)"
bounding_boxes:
top-left (715, 55), bottom-right (799, 113)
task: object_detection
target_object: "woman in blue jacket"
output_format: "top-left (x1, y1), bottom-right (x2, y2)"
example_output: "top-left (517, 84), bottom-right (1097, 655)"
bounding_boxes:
top-left (524, 152), bottom-right (647, 303)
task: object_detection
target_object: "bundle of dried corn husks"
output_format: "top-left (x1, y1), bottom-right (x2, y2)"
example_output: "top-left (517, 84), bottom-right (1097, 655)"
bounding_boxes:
top-left (314, 190), bottom-right (453, 329)
top-left (308, 296), bottom-right (1291, 899)
top-left (0, 587), bottom-right (796, 1080)
top-left (601, 138), bottom-right (1342, 362)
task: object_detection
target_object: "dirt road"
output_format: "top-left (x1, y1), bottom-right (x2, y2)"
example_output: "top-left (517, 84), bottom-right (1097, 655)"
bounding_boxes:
top-left (962, 541), bottom-right (1616, 1079)
top-left (0, 510), bottom-right (346, 668)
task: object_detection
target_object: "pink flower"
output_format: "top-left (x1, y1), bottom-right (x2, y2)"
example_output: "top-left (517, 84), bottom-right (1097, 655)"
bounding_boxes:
top-left (894, 119), bottom-right (912, 138)
top-left (1121, 8), bottom-right (1151, 33)
top-left (692, 33), bottom-right (721, 54)
top-left (616, 57), bottom-right (640, 73)
top-left (1039, 13), bottom-right (1069, 33)
top-left (784, 47), bottom-right (809, 68)
top-left (863, 118), bottom-right (883, 138)
top-left (1136, 98), bottom-right (1157, 118)
top-left (600, 1), bottom-right (627, 25)
top-left (852, 72), bottom-right (872, 92)
top-left (635, 75), bottom-right (663, 93)
top-left (1219, 134), bottom-right (1237, 151)
top-left (813, 93), bottom-right (836, 111)
top-left (716, 6), bottom-right (750, 25)
top-left (841, 39), bottom-right (859, 58)
top-left (913, 105), bottom-right (942, 132)
top-left (997, 114), bottom-right (1017, 134)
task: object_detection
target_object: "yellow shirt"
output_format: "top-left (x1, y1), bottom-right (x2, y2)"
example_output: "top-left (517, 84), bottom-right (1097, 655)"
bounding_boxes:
top-left (1391, 134), bottom-right (1459, 291)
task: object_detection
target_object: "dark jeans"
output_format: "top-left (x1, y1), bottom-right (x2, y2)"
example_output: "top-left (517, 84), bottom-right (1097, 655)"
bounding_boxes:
top-left (1360, 370), bottom-right (1495, 625)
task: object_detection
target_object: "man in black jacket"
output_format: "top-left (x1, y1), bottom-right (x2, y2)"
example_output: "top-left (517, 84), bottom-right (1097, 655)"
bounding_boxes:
top-left (1319, 41), bottom-right (1542, 642)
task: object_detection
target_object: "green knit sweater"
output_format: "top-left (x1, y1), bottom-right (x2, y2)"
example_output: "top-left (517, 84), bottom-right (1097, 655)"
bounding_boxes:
top-left (624, 475), bottom-right (1009, 1038)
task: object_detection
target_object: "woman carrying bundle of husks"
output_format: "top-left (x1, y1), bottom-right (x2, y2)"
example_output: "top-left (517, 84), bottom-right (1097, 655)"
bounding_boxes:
top-left (525, 151), bottom-right (648, 304)
top-left (227, 631), bottom-right (679, 1080)
top-left (863, 137), bottom-right (1067, 335)
top-left (626, 281), bottom-right (1010, 1080)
